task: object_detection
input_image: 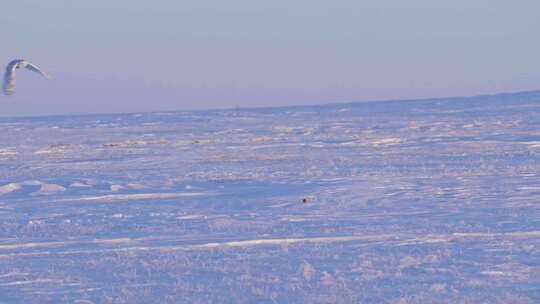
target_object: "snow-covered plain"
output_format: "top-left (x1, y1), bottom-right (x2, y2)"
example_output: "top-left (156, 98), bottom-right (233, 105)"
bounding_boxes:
top-left (0, 92), bottom-right (539, 303)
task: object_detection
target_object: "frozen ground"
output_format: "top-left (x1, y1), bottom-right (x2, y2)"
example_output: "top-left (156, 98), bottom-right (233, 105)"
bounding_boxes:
top-left (0, 92), bottom-right (539, 303)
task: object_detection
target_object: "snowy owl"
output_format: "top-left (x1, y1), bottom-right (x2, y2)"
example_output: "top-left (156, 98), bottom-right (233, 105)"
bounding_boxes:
top-left (3, 59), bottom-right (50, 96)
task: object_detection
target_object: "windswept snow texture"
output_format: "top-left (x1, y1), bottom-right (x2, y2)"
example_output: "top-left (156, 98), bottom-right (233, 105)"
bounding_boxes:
top-left (0, 93), bottom-right (539, 303)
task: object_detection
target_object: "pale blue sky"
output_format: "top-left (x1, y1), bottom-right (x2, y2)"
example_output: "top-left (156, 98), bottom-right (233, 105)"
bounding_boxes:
top-left (1, 0), bottom-right (539, 116)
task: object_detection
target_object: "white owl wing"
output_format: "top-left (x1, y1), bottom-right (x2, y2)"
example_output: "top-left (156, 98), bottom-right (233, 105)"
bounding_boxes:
top-left (2, 60), bottom-right (22, 96)
top-left (24, 61), bottom-right (50, 79)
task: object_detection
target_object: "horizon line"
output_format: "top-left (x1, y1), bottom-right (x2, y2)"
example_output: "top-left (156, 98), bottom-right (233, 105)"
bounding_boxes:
top-left (2, 88), bottom-right (539, 120)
